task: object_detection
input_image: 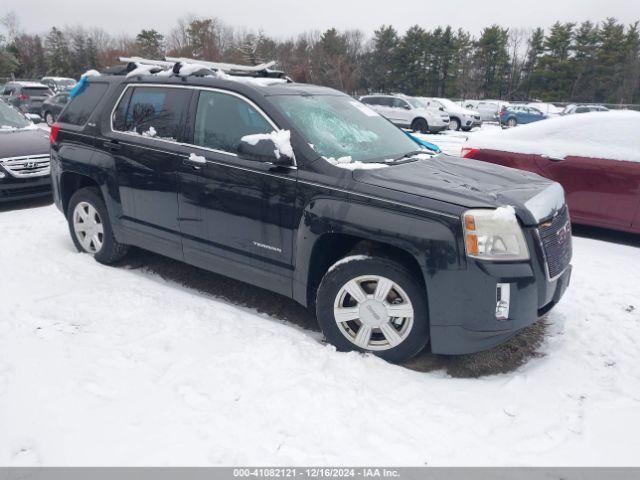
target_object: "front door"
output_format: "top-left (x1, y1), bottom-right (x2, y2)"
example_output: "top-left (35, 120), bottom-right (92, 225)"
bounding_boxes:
top-left (178, 89), bottom-right (298, 295)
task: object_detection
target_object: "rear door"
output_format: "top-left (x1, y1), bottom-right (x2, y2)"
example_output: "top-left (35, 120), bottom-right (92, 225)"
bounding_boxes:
top-left (539, 156), bottom-right (640, 229)
top-left (177, 88), bottom-right (298, 295)
top-left (106, 85), bottom-right (193, 258)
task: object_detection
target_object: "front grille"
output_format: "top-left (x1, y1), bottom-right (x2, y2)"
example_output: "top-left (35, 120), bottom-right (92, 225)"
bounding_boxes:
top-left (1, 155), bottom-right (50, 178)
top-left (538, 206), bottom-right (572, 279)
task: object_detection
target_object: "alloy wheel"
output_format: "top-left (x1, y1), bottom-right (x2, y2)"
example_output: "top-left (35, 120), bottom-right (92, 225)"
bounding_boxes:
top-left (333, 275), bottom-right (414, 351)
top-left (73, 201), bottom-right (104, 253)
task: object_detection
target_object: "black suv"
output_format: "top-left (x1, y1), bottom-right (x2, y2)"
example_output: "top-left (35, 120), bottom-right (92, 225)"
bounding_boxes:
top-left (50, 69), bottom-right (572, 362)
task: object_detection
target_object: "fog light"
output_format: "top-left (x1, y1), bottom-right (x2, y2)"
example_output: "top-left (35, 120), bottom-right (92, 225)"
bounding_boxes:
top-left (0, 171), bottom-right (5, 179)
top-left (496, 283), bottom-right (511, 320)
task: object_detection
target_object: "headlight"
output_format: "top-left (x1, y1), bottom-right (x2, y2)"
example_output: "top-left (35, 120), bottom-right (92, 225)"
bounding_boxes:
top-left (462, 207), bottom-right (529, 261)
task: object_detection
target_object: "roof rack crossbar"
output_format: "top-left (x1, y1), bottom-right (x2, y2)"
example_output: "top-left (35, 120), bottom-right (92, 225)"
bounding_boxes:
top-left (165, 57), bottom-right (277, 74)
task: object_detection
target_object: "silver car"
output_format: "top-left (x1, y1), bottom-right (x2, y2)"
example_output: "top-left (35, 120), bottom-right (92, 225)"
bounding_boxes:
top-left (359, 94), bottom-right (450, 133)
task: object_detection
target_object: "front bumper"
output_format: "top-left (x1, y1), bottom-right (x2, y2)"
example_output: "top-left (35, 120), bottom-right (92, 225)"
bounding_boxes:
top-left (0, 175), bottom-right (52, 202)
top-left (427, 225), bottom-right (572, 355)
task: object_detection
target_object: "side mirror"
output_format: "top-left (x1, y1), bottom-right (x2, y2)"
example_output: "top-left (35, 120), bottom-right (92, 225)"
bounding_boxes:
top-left (238, 138), bottom-right (294, 167)
top-left (403, 104), bottom-right (411, 110)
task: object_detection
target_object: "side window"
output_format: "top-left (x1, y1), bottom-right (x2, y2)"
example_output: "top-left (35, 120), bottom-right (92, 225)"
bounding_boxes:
top-left (575, 106), bottom-right (589, 113)
top-left (392, 98), bottom-right (410, 109)
top-left (377, 97), bottom-right (393, 107)
top-left (58, 82), bottom-right (109, 126)
top-left (192, 90), bottom-right (273, 154)
top-left (360, 97), bottom-right (373, 105)
top-left (112, 86), bottom-right (191, 140)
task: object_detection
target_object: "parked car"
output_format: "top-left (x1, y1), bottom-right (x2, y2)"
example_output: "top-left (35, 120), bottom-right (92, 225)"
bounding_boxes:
top-left (461, 111), bottom-right (640, 234)
top-left (421, 97), bottom-right (482, 131)
top-left (527, 102), bottom-right (563, 117)
top-left (499, 105), bottom-right (547, 127)
top-left (50, 68), bottom-right (571, 362)
top-left (40, 76), bottom-right (77, 93)
top-left (41, 91), bottom-right (70, 126)
top-left (1, 81), bottom-right (53, 115)
top-left (464, 100), bottom-right (509, 122)
top-left (0, 100), bottom-right (51, 202)
top-left (359, 94), bottom-right (449, 133)
top-left (561, 104), bottom-right (609, 115)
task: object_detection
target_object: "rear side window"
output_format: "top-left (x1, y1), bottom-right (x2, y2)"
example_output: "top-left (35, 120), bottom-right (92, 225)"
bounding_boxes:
top-left (112, 86), bottom-right (191, 141)
top-left (58, 82), bottom-right (109, 126)
top-left (23, 87), bottom-right (52, 96)
top-left (193, 91), bottom-right (273, 154)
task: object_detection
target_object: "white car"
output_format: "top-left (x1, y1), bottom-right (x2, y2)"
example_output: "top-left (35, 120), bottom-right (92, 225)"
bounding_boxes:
top-left (526, 102), bottom-right (563, 117)
top-left (464, 100), bottom-right (510, 122)
top-left (359, 94), bottom-right (450, 133)
top-left (420, 97), bottom-right (482, 131)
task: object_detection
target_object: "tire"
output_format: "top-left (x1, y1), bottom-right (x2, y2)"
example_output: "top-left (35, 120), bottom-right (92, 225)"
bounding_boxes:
top-left (316, 255), bottom-right (429, 363)
top-left (507, 117), bottom-right (517, 127)
top-left (411, 118), bottom-right (429, 134)
top-left (67, 187), bottom-right (129, 265)
top-left (448, 117), bottom-right (460, 131)
top-left (44, 111), bottom-right (54, 126)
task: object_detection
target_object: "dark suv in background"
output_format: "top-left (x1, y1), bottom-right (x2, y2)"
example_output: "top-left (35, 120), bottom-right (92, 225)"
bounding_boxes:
top-left (49, 66), bottom-right (572, 362)
top-left (2, 81), bottom-right (53, 115)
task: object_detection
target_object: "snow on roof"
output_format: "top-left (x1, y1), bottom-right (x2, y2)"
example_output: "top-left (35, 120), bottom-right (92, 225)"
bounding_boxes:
top-left (466, 110), bottom-right (640, 162)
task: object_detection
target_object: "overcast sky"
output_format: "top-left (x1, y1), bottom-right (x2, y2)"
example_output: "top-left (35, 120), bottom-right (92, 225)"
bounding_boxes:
top-left (3, 0), bottom-right (640, 38)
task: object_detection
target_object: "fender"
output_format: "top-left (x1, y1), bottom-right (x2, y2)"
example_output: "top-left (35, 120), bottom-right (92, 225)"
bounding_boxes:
top-left (291, 196), bottom-right (463, 307)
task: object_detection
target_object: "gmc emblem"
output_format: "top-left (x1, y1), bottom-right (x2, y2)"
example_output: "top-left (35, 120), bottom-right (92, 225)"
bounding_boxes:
top-left (557, 221), bottom-right (571, 245)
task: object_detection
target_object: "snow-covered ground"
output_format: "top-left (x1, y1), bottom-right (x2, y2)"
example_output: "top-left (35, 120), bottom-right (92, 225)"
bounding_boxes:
top-left (1, 199), bottom-right (639, 466)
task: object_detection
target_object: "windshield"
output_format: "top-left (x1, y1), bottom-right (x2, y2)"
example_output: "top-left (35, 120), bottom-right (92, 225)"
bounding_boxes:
top-left (58, 79), bottom-right (76, 86)
top-left (0, 101), bottom-right (32, 129)
top-left (270, 95), bottom-right (420, 163)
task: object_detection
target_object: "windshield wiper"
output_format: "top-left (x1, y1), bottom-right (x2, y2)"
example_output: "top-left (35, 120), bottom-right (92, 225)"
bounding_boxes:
top-left (390, 150), bottom-right (426, 163)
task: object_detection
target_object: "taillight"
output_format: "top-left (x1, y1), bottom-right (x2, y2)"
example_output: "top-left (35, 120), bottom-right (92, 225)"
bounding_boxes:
top-left (17, 94), bottom-right (29, 101)
top-left (461, 147), bottom-right (479, 158)
top-left (50, 122), bottom-right (61, 144)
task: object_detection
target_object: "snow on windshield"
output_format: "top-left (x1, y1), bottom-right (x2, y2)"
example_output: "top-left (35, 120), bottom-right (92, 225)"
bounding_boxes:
top-left (0, 102), bottom-right (33, 130)
top-left (469, 110), bottom-right (640, 162)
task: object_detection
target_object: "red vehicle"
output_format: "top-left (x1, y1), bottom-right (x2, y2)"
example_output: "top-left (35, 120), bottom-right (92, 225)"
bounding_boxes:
top-left (461, 111), bottom-right (640, 233)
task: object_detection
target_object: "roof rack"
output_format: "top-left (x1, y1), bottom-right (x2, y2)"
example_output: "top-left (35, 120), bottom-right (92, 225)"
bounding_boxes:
top-left (118, 56), bottom-right (286, 79)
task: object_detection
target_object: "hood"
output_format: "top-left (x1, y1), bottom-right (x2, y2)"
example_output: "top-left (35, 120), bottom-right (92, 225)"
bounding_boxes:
top-left (352, 155), bottom-right (564, 226)
top-left (0, 128), bottom-right (50, 159)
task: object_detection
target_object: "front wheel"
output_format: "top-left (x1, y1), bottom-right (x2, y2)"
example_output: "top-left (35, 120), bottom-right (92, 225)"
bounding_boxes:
top-left (448, 117), bottom-right (460, 131)
top-left (411, 118), bottom-right (429, 134)
top-left (67, 187), bottom-right (129, 264)
top-left (316, 256), bottom-right (429, 363)
top-left (44, 111), bottom-right (54, 126)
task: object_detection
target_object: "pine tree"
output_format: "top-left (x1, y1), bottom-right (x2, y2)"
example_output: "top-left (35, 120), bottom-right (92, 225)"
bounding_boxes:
top-left (364, 25), bottom-right (399, 93)
top-left (45, 27), bottom-right (71, 76)
top-left (474, 25), bottom-right (511, 98)
top-left (135, 29), bottom-right (164, 59)
top-left (570, 21), bottom-right (599, 101)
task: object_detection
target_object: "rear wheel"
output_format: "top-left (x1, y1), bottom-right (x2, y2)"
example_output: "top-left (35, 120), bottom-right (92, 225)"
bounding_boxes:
top-left (316, 255), bottom-right (429, 363)
top-left (411, 118), bottom-right (429, 134)
top-left (448, 117), bottom-right (460, 131)
top-left (67, 187), bottom-right (129, 265)
top-left (507, 117), bottom-right (518, 127)
top-left (44, 111), bottom-right (54, 126)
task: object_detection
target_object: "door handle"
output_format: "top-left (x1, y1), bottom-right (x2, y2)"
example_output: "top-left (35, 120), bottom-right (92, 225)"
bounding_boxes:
top-left (102, 140), bottom-right (121, 152)
top-left (541, 154), bottom-right (564, 162)
top-left (183, 153), bottom-right (207, 169)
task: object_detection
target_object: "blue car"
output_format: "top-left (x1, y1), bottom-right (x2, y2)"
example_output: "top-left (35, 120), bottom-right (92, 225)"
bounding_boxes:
top-left (499, 105), bottom-right (546, 127)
